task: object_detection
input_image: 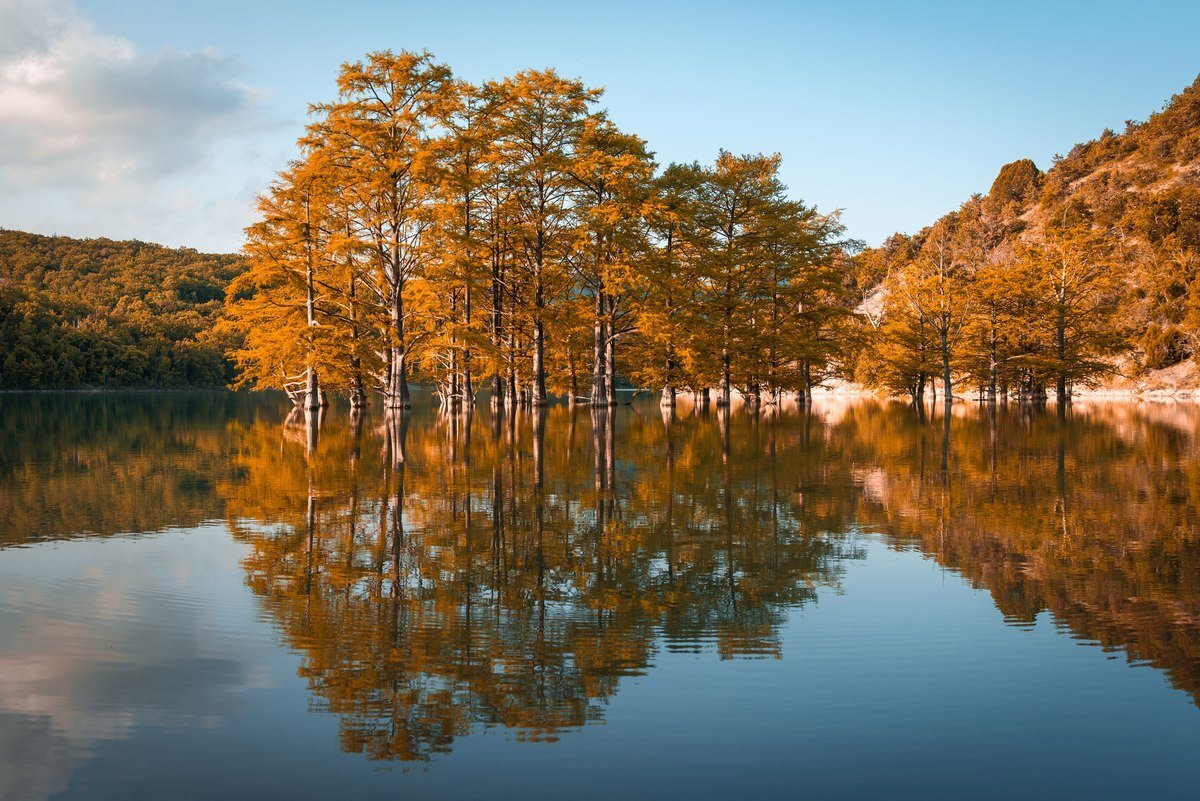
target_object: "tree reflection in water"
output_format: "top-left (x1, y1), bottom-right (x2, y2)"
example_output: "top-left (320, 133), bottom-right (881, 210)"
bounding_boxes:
top-left (223, 399), bottom-right (862, 761)
top-left (5, 393), bottom-right (1199, 763)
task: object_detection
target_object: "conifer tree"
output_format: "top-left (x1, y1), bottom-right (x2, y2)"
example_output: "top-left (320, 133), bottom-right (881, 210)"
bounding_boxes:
top-left (490, 70), bottom-right (599, 406)
top-left (316, 50), bottom-right (453, 410)
top-left (227, 157), bottom-right (333, 409)
top-left (569, 115), bottom-right (654, 406)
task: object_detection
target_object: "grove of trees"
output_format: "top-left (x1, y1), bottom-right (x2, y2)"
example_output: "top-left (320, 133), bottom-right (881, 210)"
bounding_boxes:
top-left (853, 75), bottom-right (1200, 408)
top-left (221, 50), bottom-right (854, 412)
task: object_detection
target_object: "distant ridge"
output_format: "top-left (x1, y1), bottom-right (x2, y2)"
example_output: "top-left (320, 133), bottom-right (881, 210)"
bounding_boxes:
top-left (0, 229), bottom-right (245, 388)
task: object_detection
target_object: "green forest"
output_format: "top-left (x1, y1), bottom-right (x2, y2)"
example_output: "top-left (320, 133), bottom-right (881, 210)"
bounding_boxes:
top-left (0, 230), bottom-right (244, 388)
top-left (1, 62), bottom-right (1197, 402)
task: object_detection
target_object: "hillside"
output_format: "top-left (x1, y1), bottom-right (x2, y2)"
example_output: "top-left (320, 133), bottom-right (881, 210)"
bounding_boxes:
top-left (0, 230), bottom-right (245, 388)
top-left (854, 75), bottom-right (1200, 398)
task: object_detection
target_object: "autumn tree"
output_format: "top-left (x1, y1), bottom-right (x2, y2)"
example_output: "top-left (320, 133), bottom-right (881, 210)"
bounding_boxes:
top-left (226, 157), bottom-right (334, 409)
top-left (960, 258), bottom-right (1025, 402)
top-left (627, 163), bottom-right (705, 405)
top-left (316, 50), bottom-right (453, 410)
top-left (1015, 226), bottom-right (1126, 405)
top-left (689, 152), bottom-right (786, 406)
top-left (490, 70), bottom-right (599, 406)
top-left (420, 79), bottom-right (504, 408)
top-left (569, 115), bottom-right (654, 406)
top-left (754, 199), bottom-right (853, 402)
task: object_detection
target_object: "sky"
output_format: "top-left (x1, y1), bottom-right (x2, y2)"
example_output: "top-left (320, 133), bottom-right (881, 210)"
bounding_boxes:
top-left (1, 0), bottom-right (1198, 253)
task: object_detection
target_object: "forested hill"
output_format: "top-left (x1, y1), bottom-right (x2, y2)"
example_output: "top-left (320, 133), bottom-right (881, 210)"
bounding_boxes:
top-left (853, 75), bottom-right (1200, 397)
top-left (0, 230), bottom-right (245, 388)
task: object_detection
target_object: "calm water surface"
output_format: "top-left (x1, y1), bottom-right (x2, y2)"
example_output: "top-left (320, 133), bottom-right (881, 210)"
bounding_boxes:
top-left (2, 392), bottom-right (1199, 800)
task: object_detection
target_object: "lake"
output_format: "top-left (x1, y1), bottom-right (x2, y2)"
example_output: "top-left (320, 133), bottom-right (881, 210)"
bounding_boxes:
top-left (2, 392), bottom-right (1199, 800)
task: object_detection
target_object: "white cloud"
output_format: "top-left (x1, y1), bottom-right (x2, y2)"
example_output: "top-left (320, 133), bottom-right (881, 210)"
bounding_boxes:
top-left (0, 0), bottom-right (282, 251)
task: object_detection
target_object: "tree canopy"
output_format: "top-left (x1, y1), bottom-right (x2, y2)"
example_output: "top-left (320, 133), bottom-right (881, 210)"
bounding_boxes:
top-left (221, 50), bottom-right (856, 412)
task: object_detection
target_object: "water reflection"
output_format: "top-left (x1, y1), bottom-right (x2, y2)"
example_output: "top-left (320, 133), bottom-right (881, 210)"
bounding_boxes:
top-left (2, 393), bottom-right (1200, 769)
top-left (223, 401), bottom-right (859, 760)
top-left (0, 391), bottom-right (280, 545)
top-left (852, 400), bottom-right (1200, 702)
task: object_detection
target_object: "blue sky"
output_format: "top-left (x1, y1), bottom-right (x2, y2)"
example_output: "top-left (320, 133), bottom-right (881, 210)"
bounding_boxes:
top-left (3, 0), bottom-right (1198, 251)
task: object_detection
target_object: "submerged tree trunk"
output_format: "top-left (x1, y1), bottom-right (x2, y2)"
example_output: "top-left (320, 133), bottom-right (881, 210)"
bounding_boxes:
top-left (462, 201), bottom-right (474, 410)
top-left (987, 357), bottom-right (997, 404)
top-left (349, 366), bottom-right (366, 410)
top-left (447, 289), bottom-right (460, 409)
top-left (506, 351), bottom-right (518, 407)
top-left (492, 374), bottom-right (505, 409)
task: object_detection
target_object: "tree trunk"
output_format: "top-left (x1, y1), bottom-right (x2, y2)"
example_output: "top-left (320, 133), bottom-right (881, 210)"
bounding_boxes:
top-left (492, 374), bottom-right (505, 409)
top-left (941, 326), bottom-right (952, 410)
top-left (506, 353), bottom-right (518, 407)
top-left (719, 351), bottom-right (731, 407)
top-left (463, 196), bottom-right (474, 409)
top-left (591, 289), bottom-right (606, 406)
top-left (1056, 306), bottom-right (1069, 408)
top-left (940, 328), bottom-right (950, 410)
top-left (387, 289), bottom-right (409, 409)
top-left (304, 228), bottom-right (320, 411)
top-left (349, 366), bottom-right (366, 410)
top-left (347, 264), bottom-right (366, 411)
top-left (532, 315), bottom-right (547, 406)
top-left (531, 216), bottom-right (548, 406)
top-left (491, 243), bottom-right (504, 408)
top-left (532, 293), bottom-right (547, 407)
top-left (605, 295), bottom-right (617, 406)
top-left (305, 367), bottom-right (321, 411)
top-left (388, 346), bottom-right (409, 409)
top-left (987, 307), bottom-right (998, 404)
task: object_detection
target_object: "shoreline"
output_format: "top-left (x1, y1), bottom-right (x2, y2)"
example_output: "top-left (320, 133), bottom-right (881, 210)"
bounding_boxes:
top-left (6, 386), bottom-right (1200, 404)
